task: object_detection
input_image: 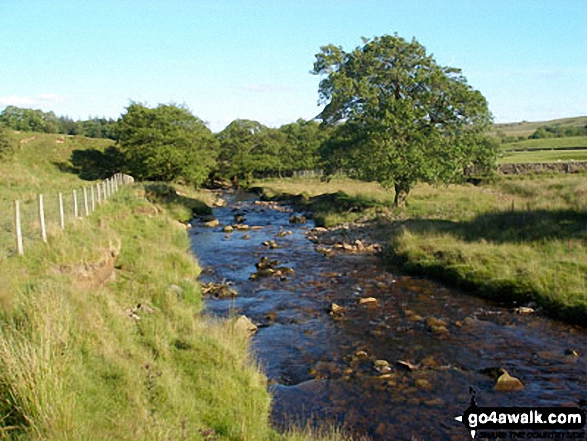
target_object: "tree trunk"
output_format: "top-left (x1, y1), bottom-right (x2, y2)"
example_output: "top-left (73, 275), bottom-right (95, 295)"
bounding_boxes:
top-left (393, 182), bottom-right (410, 208)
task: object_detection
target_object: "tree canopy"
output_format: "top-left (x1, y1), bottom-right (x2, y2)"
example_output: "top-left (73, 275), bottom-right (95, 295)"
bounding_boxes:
top-left (117, 103), bottom-right (218, 186)
top-left (0, 106), bottom-right (117, 139)
top-left (313, 34), bottom-right (497, 206)
top-left (216, 119), bottom-right (279, 183)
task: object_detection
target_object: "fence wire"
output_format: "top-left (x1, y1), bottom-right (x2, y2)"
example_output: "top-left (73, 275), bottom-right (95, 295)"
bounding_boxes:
top-left (0, 174), bottom-right (134, 258)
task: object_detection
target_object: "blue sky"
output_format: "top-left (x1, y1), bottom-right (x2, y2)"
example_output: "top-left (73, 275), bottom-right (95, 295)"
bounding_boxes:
top-left (1, 0), bottom-right (585, 132)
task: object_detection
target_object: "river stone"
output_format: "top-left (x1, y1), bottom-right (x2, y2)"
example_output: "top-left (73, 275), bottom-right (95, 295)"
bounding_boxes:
top-left (426, 317), bottom-right (448, 328)
top-left (204, 219), bottom-right (220, 228)
top-left (358, 297), bottom-right (378, 305)
top-left (424, 397), bottom-right (445, 407)
top-left (430, 324), bottom-right (450, 336)
top-left (494, 370), bottom-right (524, 392)
top-left (404, 309), bottom-right (424, 322)
top-left (233, 224), bottom-right (250, 231)
top-left (289, 215), bottom-right (306, 224)
top-left (354, 350), bottom-right (368, 359)
top-left (233, 315), bottom-right (257, 336)
top-left (222, 225), bottom-right (234, 233)
top-left (396, 360), bottom-right (419, 371)
top-left (514, 306), bottom-right (535, 315)
top-left (330, 303), bottom-right (344, 314)
top-left (415, 378), bottom-right (433, 391)
top-left (374, 360), bottom-right (390, 374)
top-left (213, 198), bottom-right (227, 207)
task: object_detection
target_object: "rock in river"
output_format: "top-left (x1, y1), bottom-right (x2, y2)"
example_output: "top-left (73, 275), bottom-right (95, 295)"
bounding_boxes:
top-left (204, 219), bottom-right (220, 228)
top-left (289, 214), bottom-right (306, 224)
top-left (233, 315), bottom-right (258, 337)
top-left (494, 369), bottom-right (524, 392)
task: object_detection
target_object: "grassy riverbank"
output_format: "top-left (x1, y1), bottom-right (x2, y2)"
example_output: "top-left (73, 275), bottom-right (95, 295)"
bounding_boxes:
top-left (255, 175), bottom-right (587, 324)
top-left (0, 132), bottom-right (345, 440)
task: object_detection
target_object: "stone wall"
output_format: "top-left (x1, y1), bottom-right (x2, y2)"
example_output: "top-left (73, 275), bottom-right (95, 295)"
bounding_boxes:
top-left (497, 162), bottom-right (587, 175)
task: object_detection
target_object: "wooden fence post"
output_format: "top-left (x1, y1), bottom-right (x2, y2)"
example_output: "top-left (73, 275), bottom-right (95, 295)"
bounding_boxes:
top-left (59, 192), bottom-right (65, 229)
top-left (38, 194), bottom-right (47, 243)
top-left (73, 189), bottom-right (79, 218)
top-left (14, 200), bottom-right (23, 255)
top-left (91, 186), bottom-right (95, 212)
top-left (83, 187), bottom-right (89, 216)
top-left (97, 184), bottom-right (101, 204)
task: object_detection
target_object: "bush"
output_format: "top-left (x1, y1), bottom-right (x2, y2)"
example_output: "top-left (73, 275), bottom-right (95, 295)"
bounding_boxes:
top-left (0, 124), bottom-right (15, 159)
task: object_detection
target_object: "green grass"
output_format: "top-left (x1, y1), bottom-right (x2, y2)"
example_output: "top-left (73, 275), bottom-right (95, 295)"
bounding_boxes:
top-left (0, 187), bottom-right (280, 439)
top-left (500, 135), bottom-right (587, 151)
top-left (0, 133), bottom-right (114, 202)
top-left (500, 148), bottom-right (587, 163)
top-left (254, 175), bottom-right (587, 324)
top-left (0, 132), bottom-right (348, 440)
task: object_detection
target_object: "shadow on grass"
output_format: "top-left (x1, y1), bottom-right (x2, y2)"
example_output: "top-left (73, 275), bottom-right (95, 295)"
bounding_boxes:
top-left (400, 208), bottom-right (587, 244)
top-left (54, 147), bottom-right (125, 180)
top-left (143, 183), bottom-right (212, 219)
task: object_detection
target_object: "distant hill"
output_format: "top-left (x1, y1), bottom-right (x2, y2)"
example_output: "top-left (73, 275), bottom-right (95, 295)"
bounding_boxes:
top-left (490, 116), bottom-right (587, 139)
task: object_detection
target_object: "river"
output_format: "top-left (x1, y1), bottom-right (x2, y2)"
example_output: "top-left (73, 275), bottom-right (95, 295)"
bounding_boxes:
top-left (189, 190), bottom-right (587, 440)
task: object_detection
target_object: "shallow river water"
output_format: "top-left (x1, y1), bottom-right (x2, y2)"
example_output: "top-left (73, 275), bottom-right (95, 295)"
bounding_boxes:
top-left (189, 191), bottom-right (587, 440)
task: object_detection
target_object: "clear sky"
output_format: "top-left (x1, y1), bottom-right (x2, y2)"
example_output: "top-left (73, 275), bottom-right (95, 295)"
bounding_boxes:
top-left (1, 0), bottom-right (585, 132)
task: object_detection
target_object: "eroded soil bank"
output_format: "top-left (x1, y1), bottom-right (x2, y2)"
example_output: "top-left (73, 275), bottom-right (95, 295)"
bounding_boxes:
top-left (190, 191), bottom-right (587, 441)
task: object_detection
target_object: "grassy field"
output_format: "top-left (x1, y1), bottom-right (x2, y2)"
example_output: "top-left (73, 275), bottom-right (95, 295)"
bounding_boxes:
top-left (500, 148), bottom-right (587, 163)
top-left (0, 132), bottom-right (346, 440)
top-left (256, 175), bottom-right (587, 324)
top-left (500, 135), bottom-right (587, 152)
top-left (490, 116), bottom-right (587, 139)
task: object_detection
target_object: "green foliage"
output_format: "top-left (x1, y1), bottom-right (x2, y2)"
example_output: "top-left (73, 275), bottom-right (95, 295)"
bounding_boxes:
top-left (68, 146), bottom-right (126, 179)
top-left (530, 124), bottom-right (587, 139)
top-left (313, 34), bottom-right (497, 206)
top-left (277, 119), bottom-right (331, 172)
top-left (216, 119), bottom-right (283, 183)
top-left (0, 124), bottom-right (15, 159)
top-left (0, 106), bottom-right (117, 139)
top-left (117, 103), bottom-right (218, 186)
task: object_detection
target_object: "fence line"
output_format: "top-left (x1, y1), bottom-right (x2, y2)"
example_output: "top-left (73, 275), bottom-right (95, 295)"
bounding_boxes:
top-left (1, 173), bottom-right (134, 258)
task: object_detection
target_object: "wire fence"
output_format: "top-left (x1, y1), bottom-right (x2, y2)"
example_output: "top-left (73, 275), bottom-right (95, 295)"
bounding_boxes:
top-left (0, 174), bottom-right (134, 258)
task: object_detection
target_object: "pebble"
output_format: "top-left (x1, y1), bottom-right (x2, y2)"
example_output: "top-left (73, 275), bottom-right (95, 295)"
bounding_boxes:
top-left (494, 370), bottom-right (524, 392)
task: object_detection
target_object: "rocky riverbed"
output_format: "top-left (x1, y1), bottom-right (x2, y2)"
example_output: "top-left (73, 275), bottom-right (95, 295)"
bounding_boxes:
top-left (189, 191), bottom-right (587, 440)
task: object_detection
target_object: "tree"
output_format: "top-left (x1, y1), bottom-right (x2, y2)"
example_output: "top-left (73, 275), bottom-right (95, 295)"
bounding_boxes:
top-left (216, 119), bottom-right (284, 183)
top-left (117, 103), bottom-right (218, 186)
top-left (313, 34), bottom-right (497, 207)
top-left (278, 119), bottom-right (331, 172)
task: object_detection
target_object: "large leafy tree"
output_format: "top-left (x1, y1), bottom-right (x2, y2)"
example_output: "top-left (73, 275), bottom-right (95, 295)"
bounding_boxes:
top-left (216, 119), bottom-right (284, 183)
top-left (117, 103), bottom-right (218, 186)
top-left (313, 34), bottom-right (497, 207)
top-left (278, 119), bottom-right (331, 172)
